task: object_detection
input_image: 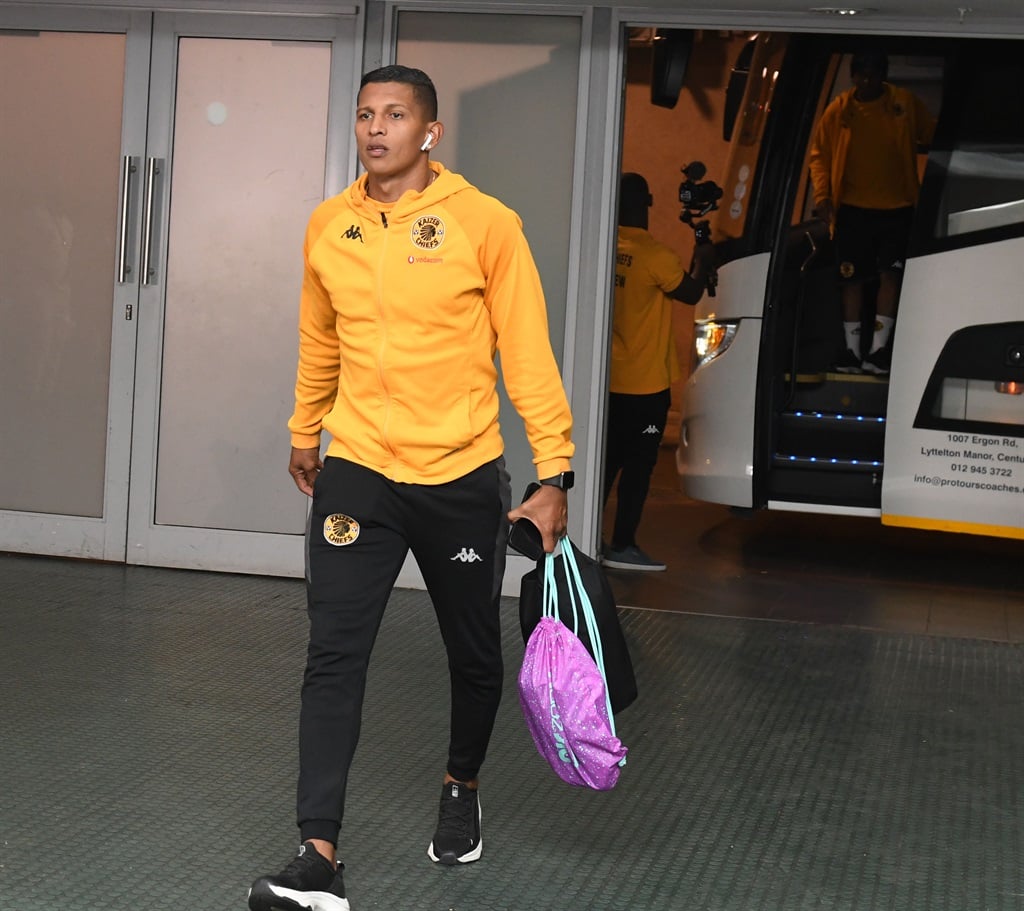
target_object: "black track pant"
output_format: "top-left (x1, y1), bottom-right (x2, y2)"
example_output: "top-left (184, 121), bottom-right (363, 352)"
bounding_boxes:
top-left (297, 456), bottom-right (511, 845)
top-left (603, 389), bottom-right (670, 550)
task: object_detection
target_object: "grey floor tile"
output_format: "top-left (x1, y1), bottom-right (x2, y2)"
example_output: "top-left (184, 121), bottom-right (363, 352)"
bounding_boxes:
top-left (2, 554), bottom-right (1024, 911)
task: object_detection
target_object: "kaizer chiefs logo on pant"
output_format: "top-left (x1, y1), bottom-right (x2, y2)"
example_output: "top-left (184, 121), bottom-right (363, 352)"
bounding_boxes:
top-left (324, 513), bottom-right (360, 546)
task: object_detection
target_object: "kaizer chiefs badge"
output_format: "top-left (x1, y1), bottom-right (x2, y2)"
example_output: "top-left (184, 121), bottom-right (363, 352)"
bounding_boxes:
top-left (839, 261), bottom-right (856, 279)
top-left (323, 513), bottom-right (360, 546)
top-left (411, 215), bottom-right (445, 250)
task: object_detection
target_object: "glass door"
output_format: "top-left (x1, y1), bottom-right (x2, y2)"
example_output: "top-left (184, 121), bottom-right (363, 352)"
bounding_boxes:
top-left (0, 7), bottom-right (151, 561)
top-left (127, 12), bottom-right (355, 574)
top-left (0, 6), bottom-right (357, 576)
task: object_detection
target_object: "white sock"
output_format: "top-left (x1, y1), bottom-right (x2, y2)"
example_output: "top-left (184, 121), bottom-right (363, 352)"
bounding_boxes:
top-left (870, 315), bottom-right (894, 353)
top-left (843, 321), bottom-right (861, 354)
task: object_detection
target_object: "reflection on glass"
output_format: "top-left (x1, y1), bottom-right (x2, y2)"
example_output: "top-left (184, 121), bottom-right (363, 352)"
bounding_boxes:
top-left (154, 37), bottom-right (330, 534)
top-left (944, 149), bottom-right (1024, 235)
top-left (0, 31), bottom-right (125, 516)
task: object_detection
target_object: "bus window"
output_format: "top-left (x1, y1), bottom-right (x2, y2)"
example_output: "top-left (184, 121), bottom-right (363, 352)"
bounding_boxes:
top-left (711, 32), bottom-right (787, 248)
top-left (923, 57), bottom-right (1024, 240)
top-left (914, 321), bottom-right (1024, 437)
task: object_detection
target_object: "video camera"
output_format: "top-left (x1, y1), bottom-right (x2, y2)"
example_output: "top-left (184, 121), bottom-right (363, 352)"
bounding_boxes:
top-left (678, 161), bottom-right (723, 295)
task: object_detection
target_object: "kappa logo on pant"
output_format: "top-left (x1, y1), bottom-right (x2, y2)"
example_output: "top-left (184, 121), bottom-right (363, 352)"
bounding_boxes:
top-left (642, 425), bottom-right (661, 435)
top-left (450, 547), bottom-right (483, 563)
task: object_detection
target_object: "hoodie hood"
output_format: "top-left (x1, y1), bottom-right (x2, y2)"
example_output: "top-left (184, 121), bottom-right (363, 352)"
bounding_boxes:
top-left (344, 162), bottom-right (473, 223)
top-left (838, 82), bottom-right (902, 128)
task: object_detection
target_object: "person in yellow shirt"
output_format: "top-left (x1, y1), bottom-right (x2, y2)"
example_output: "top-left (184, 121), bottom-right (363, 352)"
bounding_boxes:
top-left (248, 65), bottom-right (575, 911)
top-left (602, 172), bottom-right (715, 572)
top-left (809, 48), bottom-right (936, 375)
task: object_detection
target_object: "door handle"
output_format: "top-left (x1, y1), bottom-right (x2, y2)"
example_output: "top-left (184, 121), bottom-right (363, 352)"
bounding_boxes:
top-left (117, 155), bottom-right (139, 283)
top-left (141, 156), bottom-right (164, 286)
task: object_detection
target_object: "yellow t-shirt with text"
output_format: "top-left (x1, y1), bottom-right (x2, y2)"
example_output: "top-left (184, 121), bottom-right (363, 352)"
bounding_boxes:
top-left (610, 226), bottom-right (687, 395)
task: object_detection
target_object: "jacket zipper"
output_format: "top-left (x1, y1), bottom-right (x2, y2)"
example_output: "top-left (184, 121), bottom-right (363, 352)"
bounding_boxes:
top-left (375, 210), bottom-right (396, 464)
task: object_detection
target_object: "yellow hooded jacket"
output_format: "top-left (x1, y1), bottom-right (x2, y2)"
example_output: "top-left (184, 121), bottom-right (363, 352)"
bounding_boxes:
top-left (288, 162), bottom-right (574, 485)
top-left (809, 83), bottom-right (936, 213)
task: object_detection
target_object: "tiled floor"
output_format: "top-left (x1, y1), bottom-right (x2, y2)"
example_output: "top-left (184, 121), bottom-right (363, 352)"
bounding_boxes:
top-left (3, 551), bottom-right (1023, 911)
top-left (3, 448), bottom-right (1023, 910)
top-left (602, 446), bottom-right (1024, 642)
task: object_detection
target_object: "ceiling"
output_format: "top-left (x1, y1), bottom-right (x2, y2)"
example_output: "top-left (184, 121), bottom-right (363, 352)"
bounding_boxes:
top-left (571, 0), bottom-right (1024, 38)
top-left (4, 0), bottom-right (1023, 38)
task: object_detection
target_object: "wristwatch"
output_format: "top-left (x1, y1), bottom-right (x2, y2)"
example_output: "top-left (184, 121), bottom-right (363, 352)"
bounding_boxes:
top-left (539, 471), bottom-right (574, 491)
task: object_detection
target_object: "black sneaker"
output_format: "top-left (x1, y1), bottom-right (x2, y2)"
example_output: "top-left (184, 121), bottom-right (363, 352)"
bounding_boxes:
top-left (248, 842), bottom-right (349, 911)
top-left (834, 348), bottom-right (863, 374)
top-left (861, 347), bottom-right (891, 375)
top-left (601, 544), bottom-right (666, 572)
top-left (427, 781), bottom-right (482, 865)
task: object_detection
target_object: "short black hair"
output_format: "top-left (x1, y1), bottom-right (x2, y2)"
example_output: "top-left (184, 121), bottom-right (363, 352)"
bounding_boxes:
top-left (851, 49), bottom-right (888, 80)
top-left (360, 65), bottom-right (438, 120)
top-left (619, 172), bottom-right (652, 225)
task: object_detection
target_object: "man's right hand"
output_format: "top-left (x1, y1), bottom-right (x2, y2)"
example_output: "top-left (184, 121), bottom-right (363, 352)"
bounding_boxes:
top-left (812, 200), bottom-right (835, 224)
top-left (289, 446), bottom-right (323, 497)
top-left (690, 242), bottom-right (717, 277)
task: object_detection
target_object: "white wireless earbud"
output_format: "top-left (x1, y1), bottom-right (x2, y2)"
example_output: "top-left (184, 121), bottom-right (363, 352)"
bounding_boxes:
top-left (420, 133), bottom-right (433, 151)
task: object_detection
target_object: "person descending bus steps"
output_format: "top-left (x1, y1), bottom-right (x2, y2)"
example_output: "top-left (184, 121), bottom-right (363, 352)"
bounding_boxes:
top-left (247, 64), bottom-right (575, 911)
top-left (808, 48), bottom-right (936, 376)
top-left (601, 172), bottom-right (716, 572)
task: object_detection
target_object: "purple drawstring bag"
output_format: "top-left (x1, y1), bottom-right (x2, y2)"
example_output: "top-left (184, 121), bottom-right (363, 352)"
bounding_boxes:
top-left (518, 539), bottom-right (628, 790)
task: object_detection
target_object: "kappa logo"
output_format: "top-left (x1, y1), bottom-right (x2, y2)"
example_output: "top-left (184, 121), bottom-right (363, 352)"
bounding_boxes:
top-left (642, 425), bottom-right (661, 435)
top-left (342, 224), bottom-right (364, 243)
top-left (450, 547), bottom-right (483, 563)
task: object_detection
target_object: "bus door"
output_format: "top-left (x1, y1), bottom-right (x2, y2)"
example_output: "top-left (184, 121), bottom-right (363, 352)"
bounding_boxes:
top-left (755, 39), bottom-right (950, 517)
top-left (880, 43), bottom-right (1024, 539)
top-left (678, 32), bottom-right (790, 508)
top-left (681, 33), bottom-right (914, 513)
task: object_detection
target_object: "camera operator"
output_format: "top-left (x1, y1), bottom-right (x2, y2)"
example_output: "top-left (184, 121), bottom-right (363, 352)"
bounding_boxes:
top-left (602, 171), bottom-right (716, 572)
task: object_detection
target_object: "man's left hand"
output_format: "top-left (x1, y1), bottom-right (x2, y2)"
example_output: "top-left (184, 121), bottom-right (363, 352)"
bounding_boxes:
top-left (508, 484), bottom-right (568, 553)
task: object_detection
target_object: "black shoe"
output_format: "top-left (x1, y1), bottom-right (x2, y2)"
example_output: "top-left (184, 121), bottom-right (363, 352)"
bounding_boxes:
top-left (834, 348), bottom-right (863, 374)
top-left (861, 347), bottom-right (891, 375)
top-left (248, 842), bottom-right (349, 911)
top-left (601, 544), bottom-right (667, 572)
top-left (427, 781), bottom-right (482, 865)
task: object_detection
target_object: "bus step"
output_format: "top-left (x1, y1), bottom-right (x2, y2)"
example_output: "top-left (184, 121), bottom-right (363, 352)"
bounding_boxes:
top-left (771, 452), bottom-right (883, 471)
top-left (776, 410), bottom-right (885, 460)
top-left (781, 374), bottom-right (889, 416)
top-left (767, 462), bottom-right (882, 509)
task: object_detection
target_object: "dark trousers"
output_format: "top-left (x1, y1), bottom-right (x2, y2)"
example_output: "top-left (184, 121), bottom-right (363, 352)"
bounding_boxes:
top-left (603, 389), bottom-right (670, 550)
top-left (297, 456), bottom-right (511, 845)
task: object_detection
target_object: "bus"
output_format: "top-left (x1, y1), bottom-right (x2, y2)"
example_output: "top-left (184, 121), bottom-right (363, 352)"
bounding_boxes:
top-left (674, 31), bottom-right (1024, 541)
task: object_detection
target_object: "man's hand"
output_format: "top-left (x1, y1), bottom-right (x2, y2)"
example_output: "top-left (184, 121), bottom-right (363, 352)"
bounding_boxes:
top-left (690, 242), bottom-right (717, 280)
top-left (812, 199), bottom-right (835, 224)
top-left (508, 483), bottom-right (568, 553)
top-left (289, 446), bottom-right (323, 497)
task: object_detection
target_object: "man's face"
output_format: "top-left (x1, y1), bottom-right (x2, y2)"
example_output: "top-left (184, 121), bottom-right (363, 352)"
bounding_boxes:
top-left (355, 81), bottom-right (432, 181)
top-left (852, 66), bottom-right (885, 102)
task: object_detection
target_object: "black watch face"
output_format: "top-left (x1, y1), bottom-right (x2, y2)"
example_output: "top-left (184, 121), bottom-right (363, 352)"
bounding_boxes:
top-left (543, 471), bottom-right (573, 490)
